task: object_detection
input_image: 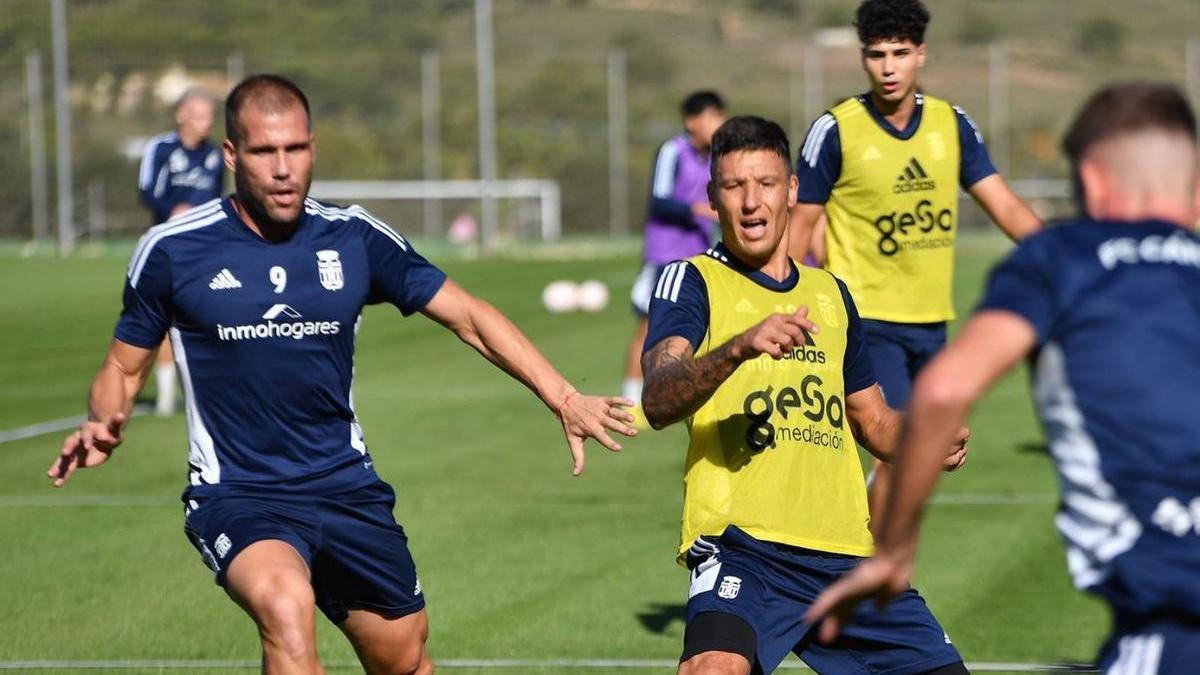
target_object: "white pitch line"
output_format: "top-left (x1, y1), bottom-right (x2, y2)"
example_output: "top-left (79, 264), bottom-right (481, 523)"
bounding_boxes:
top-left (0, 404), bottom-right (154, 445)
top-left (0, 493), bottom-right (1059, 508)
top-left (0, 659), bottom-right (1097, 671)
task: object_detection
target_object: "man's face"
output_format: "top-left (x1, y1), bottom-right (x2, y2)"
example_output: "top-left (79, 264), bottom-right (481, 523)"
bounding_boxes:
top-left (176, 97), bottom-right (214, 143)
top-left (685, 108), bottom-right (726, 152)
top-left (223, 105), bottom-right (314, 228)
top-left (708, 149), bottom-right (798, 264)
top-left (861, 38), bottom-right (926, 104)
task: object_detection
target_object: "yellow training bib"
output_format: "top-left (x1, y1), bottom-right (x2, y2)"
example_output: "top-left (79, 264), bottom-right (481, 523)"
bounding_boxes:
top-left (678, 254), bottom-right (873, 563)
top-left (825, 94), bottom-right (961, 323)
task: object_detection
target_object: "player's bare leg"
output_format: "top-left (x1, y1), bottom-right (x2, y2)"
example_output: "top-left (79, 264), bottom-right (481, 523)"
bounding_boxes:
top-left (867, 458), bottom-right (891, 539)
top-left (154, 337), bottom-right (176, 416)
top-left (339, 608), bottom-right (433, 675)
top-left (678, 651), bottom-right (751, 675)
top-left (225, 540), bottom-right (326, 675)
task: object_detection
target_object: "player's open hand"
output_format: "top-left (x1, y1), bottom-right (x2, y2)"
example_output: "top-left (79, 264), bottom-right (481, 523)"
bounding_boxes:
top-left (735, 308), bottom-right (820, 361)
top-left (942, 425), bottom-right (969, 472)
top-left (47, 413), bottom-right (126, 488)
top-left (803, 551), bottom-right (913, 644)
top-left (556, 391), bottom-right (637, 476)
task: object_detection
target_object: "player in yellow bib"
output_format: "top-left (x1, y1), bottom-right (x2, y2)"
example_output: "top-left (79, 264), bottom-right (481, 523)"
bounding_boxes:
top-left (642, 115), bottom-right (968, 675)
top-left (789, 0), bottom-right (1041, 528)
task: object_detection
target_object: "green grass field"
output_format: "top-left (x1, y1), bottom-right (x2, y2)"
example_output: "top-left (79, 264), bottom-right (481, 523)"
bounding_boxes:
top-left (0, 235), bottom-right (1107, 674)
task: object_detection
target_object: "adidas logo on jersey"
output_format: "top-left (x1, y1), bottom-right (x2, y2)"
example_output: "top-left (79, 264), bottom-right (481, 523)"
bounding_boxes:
top-left (734, 298), bottom-right (758, 314)
top-left (209, 268), bottom-right (242, 290)
top-left (893, 157), bottom-right (936, 193)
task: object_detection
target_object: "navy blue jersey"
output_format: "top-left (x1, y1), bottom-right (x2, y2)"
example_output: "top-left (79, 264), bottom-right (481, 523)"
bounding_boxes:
top-left (978, 218), bottom-right (1200, 618)
top-left (137, 132), bottom-right (224, 224)
top-left (795, 93), bottom-right (996, 204)
top-left (644, 243), bottom-right (876, 395)
top-left (117, 197), bottom-right (447, 500)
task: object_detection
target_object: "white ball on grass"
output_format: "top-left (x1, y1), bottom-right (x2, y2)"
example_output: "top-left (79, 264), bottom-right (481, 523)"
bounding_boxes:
top-left (576, 280), bottom-right (609, 313)
top-left (542, 280), bottom-right (580, 313)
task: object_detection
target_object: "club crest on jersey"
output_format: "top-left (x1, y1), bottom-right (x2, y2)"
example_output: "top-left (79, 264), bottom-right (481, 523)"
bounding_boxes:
top-left (717, 575), bottom-right (742, 599)
top-left (316, 250), bottom-right (344, 291)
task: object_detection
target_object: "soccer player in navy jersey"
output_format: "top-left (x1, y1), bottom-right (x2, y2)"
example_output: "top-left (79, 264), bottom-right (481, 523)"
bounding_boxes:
top-left (138, 89), bottom-right (225, 417)
top-left (807, 82), bottom-right (1200, 674)
top-left (49, 74), bottom-right (636, 675)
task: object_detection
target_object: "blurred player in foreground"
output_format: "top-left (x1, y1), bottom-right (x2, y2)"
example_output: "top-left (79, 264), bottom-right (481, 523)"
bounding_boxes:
top-left (789, 0), bottom-right (1041, 530)
top-left (624, 90), bottom-right (725, 418)
top-left (807, 82), bottom-right (1200, 675)
top-left (137, 89), bottom-right (225, 416)
top-left (50, 74), bottom-right (635, 675)
top-left (642, 116), bottom-right (967, 675)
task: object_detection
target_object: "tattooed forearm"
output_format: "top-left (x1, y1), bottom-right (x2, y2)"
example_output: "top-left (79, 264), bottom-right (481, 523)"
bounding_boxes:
top-left (640, 336), bottom-right (745, 429)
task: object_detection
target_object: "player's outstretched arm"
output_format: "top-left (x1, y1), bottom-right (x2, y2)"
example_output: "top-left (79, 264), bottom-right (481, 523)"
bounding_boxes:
top-left (421, 279), bottom-right (637, 476)
top-left (787, 203), bottom-right (826, 264)
top-left (804, 311), bottom-right (1036, 642)
top-left (48, 339), bottom-right (156, 487)
top-left (641, 309), bottom-right (819, 430)
top-left (845, 385), bottom-right (968, 471)
top-left (968, 173), bottom-right (1042, 242)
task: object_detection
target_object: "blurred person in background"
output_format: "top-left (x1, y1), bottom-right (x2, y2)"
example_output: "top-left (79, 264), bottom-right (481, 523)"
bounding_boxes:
top-left (53, 74), bottom-right (635, 675)
top-left (788, 0), bottom-right (1041, 531)
top-left (137, 89), bottom-right (224, 416)
top-left (624, 90), bottom-right (725, 424)
top-left (808, 81), bottom-right (1200, 675)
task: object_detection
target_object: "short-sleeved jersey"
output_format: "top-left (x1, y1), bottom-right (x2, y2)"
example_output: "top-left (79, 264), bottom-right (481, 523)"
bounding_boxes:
top-left (117, 197), bottom-right (447, 501)
top-left (645, 244), bottom-right (877, 561)
top-left (137, 132), bottom-right (224, 224)
top-left (796, 93), bottom-right (996, 323)
top-left (978, 218), bottom-right (1200, 619)
top-left (643, 135), bottom-right (717, 264)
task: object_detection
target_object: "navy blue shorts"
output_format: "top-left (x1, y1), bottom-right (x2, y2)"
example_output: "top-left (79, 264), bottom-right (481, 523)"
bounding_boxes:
top-left (861, 320), bottom-right (947, 409)
top-left (183, 480), bottom-right (424, 624)
top-left (685, 526), bottom-right (962, 674)
top-left (1098, 613), bottom-right (1200, 674)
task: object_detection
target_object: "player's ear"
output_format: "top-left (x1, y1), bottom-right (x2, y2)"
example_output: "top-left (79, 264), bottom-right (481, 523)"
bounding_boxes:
top-left (788, 173), bottom-right (799, 208)
top-left (222, 138), bottom-right (237, 173)
top-left (1191, 174), bottom-right (1200, 227)
top-left (707, 178), bottom-right (717, 211)
top-left (1077, 159), bottom-right (1109, 220)
top-left (915, 42), bottom-right (927, 68)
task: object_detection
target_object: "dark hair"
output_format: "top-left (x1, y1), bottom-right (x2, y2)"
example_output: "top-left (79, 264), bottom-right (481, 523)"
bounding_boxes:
top-left (1062, 82), bottom-right (1196, 165)
top-left (855, 0), bottom-right (930, 46)
top-left (225, 74), bottom-right (311, 145)
top-left (710, 116), bottom-right (791, 176)
top-left (681, 90), bottom-right (725, 118)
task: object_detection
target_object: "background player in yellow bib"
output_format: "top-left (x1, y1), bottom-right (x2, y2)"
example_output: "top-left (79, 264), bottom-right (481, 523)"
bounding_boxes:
top-left (641, 115), bottom-right (968, 675)
top-left (789, 0), bottom-right (1041, 528)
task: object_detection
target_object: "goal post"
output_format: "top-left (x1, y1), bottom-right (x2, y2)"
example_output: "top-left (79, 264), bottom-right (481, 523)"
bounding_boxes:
top-left (309, 179), bottom-right (562, 245)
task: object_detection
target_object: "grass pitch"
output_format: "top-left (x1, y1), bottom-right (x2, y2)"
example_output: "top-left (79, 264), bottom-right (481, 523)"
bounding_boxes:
top-left (0, 234), bottom-right (1106, 673)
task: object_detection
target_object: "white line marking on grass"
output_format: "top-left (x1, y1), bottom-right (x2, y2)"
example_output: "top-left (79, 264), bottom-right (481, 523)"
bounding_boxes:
top-left (0, 404), bottom-right (153, 445)
top-left (0, 660), bottom-right (1098, 671)
top-left (0, 494), bottom-right (1059, 508)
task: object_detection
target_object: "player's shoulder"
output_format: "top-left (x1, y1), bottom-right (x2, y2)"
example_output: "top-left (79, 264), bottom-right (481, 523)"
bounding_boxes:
top-left (829, 96), bottom-right (865, 119)
top-left (147, 131), bottom-right (181, 153)
top-left (303, 198), bottom-right (411, 249)
top-left (127, 199), bottom-right (228, 281)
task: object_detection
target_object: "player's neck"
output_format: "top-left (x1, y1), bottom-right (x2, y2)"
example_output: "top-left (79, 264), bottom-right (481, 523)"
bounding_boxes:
top-left (728, 246), bottom-right (792, 282)
top-left (230, 196), bottom-right (300, 243)
top-left (178, 129), bottom-right (205, 150)
top-left (869, 90), bottom-right (917, 131)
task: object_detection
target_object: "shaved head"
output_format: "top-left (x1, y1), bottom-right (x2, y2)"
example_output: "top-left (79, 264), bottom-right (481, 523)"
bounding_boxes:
top-left (225, 74), bottom-right (310, 146)
top-left (1063, 82), bottom-right (1198, 223)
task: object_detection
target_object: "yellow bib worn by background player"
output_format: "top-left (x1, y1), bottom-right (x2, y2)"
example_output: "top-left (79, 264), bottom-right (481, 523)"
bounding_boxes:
top-left (825, 94), bottom-right (961, 323)
top-left (679, 254), bottom-right (872, 562)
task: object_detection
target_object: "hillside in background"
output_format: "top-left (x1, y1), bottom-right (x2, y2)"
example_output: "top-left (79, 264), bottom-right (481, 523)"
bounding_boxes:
top-left (1, 0), bottom-right (1197, 237)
